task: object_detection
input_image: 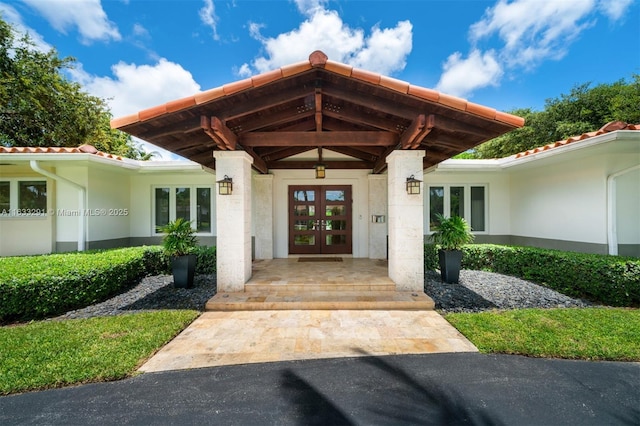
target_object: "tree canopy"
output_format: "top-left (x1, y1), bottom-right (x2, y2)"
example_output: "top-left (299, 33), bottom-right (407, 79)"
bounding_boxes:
top-left (0, 17), bottom-right (148, 159)
top-left (470, 75), bottom-right (640, 159)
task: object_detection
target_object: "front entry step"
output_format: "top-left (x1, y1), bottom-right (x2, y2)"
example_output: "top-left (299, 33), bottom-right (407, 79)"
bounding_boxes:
top-left (205, 291), bottom-right (435, 311)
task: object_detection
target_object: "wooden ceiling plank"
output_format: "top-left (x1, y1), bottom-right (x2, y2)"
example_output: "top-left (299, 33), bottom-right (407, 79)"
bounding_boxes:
top-left (262, 146), bottom-right (315, 161)
top-left (325, 146), bottom-right (380, 162)
top-left (372, 144), bottom-right (400, 174)
top-left (241, 131), bottom-right (397, 147)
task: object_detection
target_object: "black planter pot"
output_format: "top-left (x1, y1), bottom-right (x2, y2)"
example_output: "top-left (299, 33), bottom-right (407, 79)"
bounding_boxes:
top-left (438, 249), bottom-right (463, 284)
top-left (171, 254), bottom-right (197, 288)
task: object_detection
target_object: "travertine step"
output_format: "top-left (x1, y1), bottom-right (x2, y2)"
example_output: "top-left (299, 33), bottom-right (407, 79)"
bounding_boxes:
top-left (205, 291), bottom-right (435, 311)
top-left (244, 282), bottom-right (397, 292)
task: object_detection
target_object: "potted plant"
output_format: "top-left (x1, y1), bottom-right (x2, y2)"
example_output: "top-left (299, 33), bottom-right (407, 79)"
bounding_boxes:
top-left (430, 213), bottom-right (474, 283)
top-left (158, 218), bottom-right (198, 288)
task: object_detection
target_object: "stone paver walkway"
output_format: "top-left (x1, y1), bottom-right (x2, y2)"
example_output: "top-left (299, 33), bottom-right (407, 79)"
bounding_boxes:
top-left (139, 310), bottom-right (477, 372)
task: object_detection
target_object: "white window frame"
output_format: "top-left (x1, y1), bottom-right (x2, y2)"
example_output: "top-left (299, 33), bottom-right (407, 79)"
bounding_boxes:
top-left (0, 178), bottom-right (48, 218)
top-left (152, 185), bottom-right (214, 235)
top-left (426, 184), bottom-right (489, 234)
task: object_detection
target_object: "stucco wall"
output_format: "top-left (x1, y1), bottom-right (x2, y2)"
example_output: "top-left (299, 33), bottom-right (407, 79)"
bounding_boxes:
top-left (0, 165), bottom-right (53, 256)
top-left (86, 167), bottom-right (130, 243)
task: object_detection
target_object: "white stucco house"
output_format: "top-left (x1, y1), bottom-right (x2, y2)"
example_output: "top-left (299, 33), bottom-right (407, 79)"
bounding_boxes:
top-left (1, 52), bottom-right (638, 293)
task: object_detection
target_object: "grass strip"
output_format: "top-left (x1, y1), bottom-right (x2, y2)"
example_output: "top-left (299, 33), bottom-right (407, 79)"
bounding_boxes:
top-left (445, 307), bottom-right (640, 361)
top-left (0, 310), bottom-right (199, 395)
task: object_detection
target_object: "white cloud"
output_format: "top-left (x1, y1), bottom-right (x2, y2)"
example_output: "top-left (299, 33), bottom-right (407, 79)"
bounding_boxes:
top-left (19, 0), bottom-right (121, 44)
top-left (0, 2), bottom-right (51, 52)
top-left (240, 7), bottom-right (412, 77)
top-left (70, 59), bottom-right (201, 161)
top-left (199, 0), bottom-right (219, 40)
top-left (75, 59), bottom-right (201, 118)
top-left (436, 50), bottom-right (503, 97)
top-left (598, 0), bottom-right (633, 20)
top-left (470, 0), bottom-right (595, 68)
top-left (436, 0), bottom-right (634, 98)
top-left (294, 0), bottom-right (328, 16)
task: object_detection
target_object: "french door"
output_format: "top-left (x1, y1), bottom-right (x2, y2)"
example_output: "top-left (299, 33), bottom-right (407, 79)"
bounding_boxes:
top-left (288, 185), bottom-right (352, 255)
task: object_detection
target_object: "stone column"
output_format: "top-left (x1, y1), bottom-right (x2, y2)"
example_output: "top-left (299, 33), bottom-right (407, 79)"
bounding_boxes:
top-left (368, 174), bottom-right (388, 259)
top-left (253, 174), bottom-right (273, 259)
top-left (214, 151), bottom-right (253, 292)
top-left (386, 150), bottom-right (425, 291)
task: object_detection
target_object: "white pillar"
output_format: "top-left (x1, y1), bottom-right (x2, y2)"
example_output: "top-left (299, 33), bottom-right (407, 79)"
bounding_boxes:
top-left (253, 174), bottom-right (274, 259)
top-left (386, 150), bottom-right (425, 291)
top-left (368, 174), bottom-right (388, 259)
top-left (214, 151), bottom-right (253, 292)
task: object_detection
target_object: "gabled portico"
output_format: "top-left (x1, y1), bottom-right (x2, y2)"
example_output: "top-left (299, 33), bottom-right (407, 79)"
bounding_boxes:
top-left (111, 51), bottom-right (524, 295)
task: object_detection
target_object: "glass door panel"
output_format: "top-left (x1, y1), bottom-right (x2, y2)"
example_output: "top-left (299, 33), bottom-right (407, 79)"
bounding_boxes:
top-left (289, 185), bottom-right (352, 255)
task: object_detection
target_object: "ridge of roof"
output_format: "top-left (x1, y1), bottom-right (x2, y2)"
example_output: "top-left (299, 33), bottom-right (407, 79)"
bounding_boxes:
top-left (514, 121), bottom-right (640, 159)
top-left (110, 50), bottom-right (525, 130)
top-left (0, 144), bottom-right (124, 161)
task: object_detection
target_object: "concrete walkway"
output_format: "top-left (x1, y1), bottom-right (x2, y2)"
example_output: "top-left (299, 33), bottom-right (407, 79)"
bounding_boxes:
top-left (140, 310), bottom-right (477, 372)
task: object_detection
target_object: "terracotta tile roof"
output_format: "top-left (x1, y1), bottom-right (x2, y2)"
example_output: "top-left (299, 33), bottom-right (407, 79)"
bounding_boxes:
top-left (514, 121), bottom-right (640, 159)
top-left (111, 50), bottom-right (525, 130)
top-left (0, 144), bottom-right (124, 160)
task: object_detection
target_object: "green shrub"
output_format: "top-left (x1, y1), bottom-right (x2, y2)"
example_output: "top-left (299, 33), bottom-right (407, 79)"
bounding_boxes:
top-left (194, 245), bottom-right (217, 274)
top-left (0, 247), bottom-right (166, 322)
top-left (425, 244), bottom-right (640, 307)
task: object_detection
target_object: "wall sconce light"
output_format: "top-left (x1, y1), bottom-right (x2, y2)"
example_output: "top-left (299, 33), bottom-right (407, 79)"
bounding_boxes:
top-left (406, 175), bottom-right (422, 195)
top-left (315, 163), bottom-right (326, 179)
top-left (217, 175), bottom-right (233, 195)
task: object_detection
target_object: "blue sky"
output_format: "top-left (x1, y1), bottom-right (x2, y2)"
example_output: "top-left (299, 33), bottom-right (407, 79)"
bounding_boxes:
top-left (2, 0), bottom-right (638, 158)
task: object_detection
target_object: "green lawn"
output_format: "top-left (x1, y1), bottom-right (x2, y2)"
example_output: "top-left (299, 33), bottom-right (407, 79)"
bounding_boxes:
top-left (0, 310), bottom-right (199, 395)
top-left (445, 307), bottom-right (640, 361)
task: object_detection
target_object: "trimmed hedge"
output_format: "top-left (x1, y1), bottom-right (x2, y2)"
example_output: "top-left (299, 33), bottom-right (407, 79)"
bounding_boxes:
top-left (425, 244), bottom-right (640, 307)
top-left (0, 245), bottom-right (217, 322)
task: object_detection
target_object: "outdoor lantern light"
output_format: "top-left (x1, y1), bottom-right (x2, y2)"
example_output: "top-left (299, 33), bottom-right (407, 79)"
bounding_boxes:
top-left (217, 175), bottom-right (233, 195)
top-left (406, 175), bottom-right (422, 195)
top-left (315, 163), bottom-right (326, 179)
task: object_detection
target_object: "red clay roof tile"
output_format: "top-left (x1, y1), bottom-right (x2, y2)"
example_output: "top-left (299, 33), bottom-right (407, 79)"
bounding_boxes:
top-left (465, 102), bottom-right (496, 120)
top-left (0, 145), bottom-right (123, 160)
top-left (309, 50), bottom-right (328, 67)
top-left (379, 75), bottom-right (409, 94)
top-left (251, 69), bottom-right (283, 87)
top-left (110, 50), bottom-right (525, 131)
top-left (281, 60), bottom-right (312, 77)
top-left (166, 96), bottom-right (196, 113)
top-left (351, 68), bottom-right (381, 85)
top-left (407, 85), bottom-right (439, 102)
top-left (222, 77), bottom-right (253, 96)
top-left (138, 104), bottom-right (168, 121)
top-left (324, 59), bottom-right (352, 76)
top-left (194, 86), bottom-right (225, 105)
top-left (515, 121), bottom-right (639, 158)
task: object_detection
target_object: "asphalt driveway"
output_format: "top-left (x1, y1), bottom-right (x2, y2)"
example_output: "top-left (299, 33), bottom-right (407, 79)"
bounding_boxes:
top-left (1, 353), bottom-right (638, 425)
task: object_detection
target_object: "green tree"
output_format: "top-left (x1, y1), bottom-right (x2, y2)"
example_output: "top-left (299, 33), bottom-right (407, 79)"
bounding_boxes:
top-left (0, 17), bottom-right (149, 159)
top-left (473, 76), bottom-right (640, 159)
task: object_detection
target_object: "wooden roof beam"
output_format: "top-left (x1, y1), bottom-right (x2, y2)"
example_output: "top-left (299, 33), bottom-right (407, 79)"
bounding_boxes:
top-left (241, 131), bottom-right (397, 147)
top-left (200, 116), bottom-right (227, 150)
top-left (267, 160), bottom-right (373, 170)
top-left (243, 146), bottom-right (269, 174)
top-left (315, 89), bottom-right (322, 132)
top-left (210, 116), bottom-right (237, 150)
top-left (400, 114), bottom-right (433, 149)
top-left (261, 146), bottom-right (315, 161)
